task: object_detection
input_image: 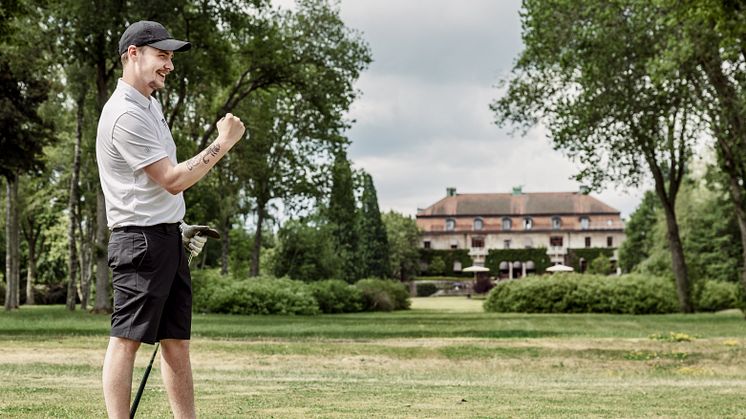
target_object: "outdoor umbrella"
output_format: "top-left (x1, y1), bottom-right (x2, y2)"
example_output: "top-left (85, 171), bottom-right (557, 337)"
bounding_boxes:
top-left (546, 264), bottom-right (574, 273)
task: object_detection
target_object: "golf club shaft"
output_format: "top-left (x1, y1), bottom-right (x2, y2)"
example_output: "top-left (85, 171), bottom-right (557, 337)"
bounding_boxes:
top-left (129, 342), bottom-right (159, 418)
top-left (130, 245), bottom-right (198, 417)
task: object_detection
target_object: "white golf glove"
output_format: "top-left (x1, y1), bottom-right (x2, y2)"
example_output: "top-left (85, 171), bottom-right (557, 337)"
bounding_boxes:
top-left (179, 221), bottom-right (214, 257)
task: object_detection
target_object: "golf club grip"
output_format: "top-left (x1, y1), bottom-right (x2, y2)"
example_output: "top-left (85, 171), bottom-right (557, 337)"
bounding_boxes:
top-left (130, 343), bottom-right (159, 418)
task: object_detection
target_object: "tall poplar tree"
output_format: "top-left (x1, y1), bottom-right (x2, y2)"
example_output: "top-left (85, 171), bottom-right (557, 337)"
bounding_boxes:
top-left (357, 172), bottom-right (389, 278)
top-left (327, 150), bottom-right (359, 282)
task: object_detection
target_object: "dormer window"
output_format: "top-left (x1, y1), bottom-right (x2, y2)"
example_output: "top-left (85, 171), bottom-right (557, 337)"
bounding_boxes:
top-left (473, 218), bottom-right (484, 231)
top-left (552, 217), bottom-right (561, 230)
top-left (445, 218), bottom-right (456, 231)
top-left (524, 217), bottom-right (533, 230)
top-left (502, 217), bottom-right (512, 230)
top-left (580, 217), bottom-right (590, 230)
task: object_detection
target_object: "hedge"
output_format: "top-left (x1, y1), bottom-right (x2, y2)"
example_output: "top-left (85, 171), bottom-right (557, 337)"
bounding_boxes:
top-left (355, 278), bottom-right (411, 311)
top-left (483, 273), bottom-right (679, 314)
top-left (566, 248), bottom-right (615, 272)
top-left (418, 249), bottom-right (473, 277)
top-left (308, 279), bottom-right (364, 313)
top-left (484, 248), bottom-right (552, 274)
top-left (697, 281), bottom-right (740, 312)
top-left (192, 270), bottom-right (410, 315)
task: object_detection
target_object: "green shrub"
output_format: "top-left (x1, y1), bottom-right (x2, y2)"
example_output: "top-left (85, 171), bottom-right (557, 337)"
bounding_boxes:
top-left (200, 275), bottom-right (319, 315)
top-left (308, 279), bottom-right (364, 313)
top-left (191, 269), bottom-right (232, 313)
top-left (697, 281), bottom-right (739, 312)
top-left (483, 273), bottom-right (679, 314)
top-left (355, 278), bottom-right (411, 311)
top-left (416, 282), bottom-right (439, 297)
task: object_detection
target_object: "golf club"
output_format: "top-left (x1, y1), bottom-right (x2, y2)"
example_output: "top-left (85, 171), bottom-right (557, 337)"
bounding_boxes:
top-left (129, 227), bottom-right (221, 418)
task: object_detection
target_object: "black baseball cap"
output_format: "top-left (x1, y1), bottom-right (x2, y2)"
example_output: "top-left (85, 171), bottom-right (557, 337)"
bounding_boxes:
top-left (118, 20), bottom-right (191, 55)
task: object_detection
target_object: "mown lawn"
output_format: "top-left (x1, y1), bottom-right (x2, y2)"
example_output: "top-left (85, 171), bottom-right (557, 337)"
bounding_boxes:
top-left (1, 299), bottom-right (746, 418)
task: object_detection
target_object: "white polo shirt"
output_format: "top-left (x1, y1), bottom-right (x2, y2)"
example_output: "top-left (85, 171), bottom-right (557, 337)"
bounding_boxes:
top-left (96, 79), bottom-right (185, 228)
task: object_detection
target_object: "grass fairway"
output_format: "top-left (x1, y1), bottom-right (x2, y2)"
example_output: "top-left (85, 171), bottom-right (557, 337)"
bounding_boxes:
top-left (1, 298), bottom-right (746, 418)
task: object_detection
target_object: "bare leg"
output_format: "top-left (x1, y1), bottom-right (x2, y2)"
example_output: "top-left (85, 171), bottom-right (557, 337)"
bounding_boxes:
top-left (160, 339), bottom-right (195, 419)
top-left (103, 337), bottom-right (141, 419)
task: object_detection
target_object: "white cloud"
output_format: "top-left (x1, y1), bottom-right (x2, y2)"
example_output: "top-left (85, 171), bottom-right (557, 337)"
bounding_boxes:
top-left (274, 0), bottom-right (647, 218)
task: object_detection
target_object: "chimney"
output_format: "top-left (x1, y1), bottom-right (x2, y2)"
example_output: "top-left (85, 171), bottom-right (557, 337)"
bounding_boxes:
top-left (511, 186), bottom-right (523, 196)
top-left (446, 187), bottom-right (457, 197)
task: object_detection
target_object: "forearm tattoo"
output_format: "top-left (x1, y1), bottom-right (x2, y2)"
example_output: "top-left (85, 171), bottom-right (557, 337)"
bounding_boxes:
top-left (186, 143), bottom-right (221, 171)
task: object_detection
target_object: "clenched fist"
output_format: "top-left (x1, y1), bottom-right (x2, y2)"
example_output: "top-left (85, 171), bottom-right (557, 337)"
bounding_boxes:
top-left (217, 113), bottom-right (246, 145)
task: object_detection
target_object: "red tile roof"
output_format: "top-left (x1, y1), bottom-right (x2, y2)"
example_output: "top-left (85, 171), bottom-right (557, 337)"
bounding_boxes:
top-left (417, 192), bottom-right (620, 216)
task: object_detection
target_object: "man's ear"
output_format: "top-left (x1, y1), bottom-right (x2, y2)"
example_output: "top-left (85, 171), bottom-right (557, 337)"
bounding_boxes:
top-left (127, 45), bottom-right (139, 60)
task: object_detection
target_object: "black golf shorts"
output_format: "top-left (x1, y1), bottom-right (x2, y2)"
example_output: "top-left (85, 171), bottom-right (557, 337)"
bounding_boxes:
top-left (108, 223), bottom-right (191, 344)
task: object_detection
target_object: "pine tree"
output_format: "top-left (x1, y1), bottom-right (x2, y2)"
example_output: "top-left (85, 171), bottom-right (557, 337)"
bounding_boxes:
top-left (327, 150), bottom-right (360, 282)
top-left (358, 172), bottom-right (390, 278)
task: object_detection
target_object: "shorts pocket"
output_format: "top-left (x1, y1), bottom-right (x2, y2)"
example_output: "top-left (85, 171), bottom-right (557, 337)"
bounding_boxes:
top-left (132, 232), bottom-right (149, 270)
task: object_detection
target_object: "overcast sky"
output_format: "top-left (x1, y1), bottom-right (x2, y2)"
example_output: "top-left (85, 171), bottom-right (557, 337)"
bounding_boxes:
top-left (278, 0), bottom-right (647, 218)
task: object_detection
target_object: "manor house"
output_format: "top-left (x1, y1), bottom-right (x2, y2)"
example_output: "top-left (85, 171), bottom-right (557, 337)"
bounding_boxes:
top-left (416, 187), bottom-right (626, 277)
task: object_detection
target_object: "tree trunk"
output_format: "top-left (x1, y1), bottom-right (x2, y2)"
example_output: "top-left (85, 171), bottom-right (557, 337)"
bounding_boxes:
top-left (67, 95), bottom-right (84, 311)
top-left (660, 200), bottom-right (693, 313)
top-left (5, 175), bottom-right (19, 310)
top-left (25, 234), bottom-right (36, 305)
top-left (92, 188), bottom-right (111, 313)
top-left (250, 203), bottom-right (266, 277)
top-left (220, 215), bottom-right (230, 276)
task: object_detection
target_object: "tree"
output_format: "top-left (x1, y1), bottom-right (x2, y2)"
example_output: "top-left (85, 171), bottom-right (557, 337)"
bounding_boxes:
top-left (326, 150), bottom-right (360, 282)
top-left (357, 172), bottom-right (390, 278)
top-left (588, 254), bottom-right (614, 276)
top-left (184, 0), bottom-right (370, 276)
top-left (272, 218), bottom-right (341, 281)
top-left (19, 174), bottom-right (62, 305)
top-left (382, 211), bottom-right (421, 281)
top-left (619, 191), bottom-right (660, 273)
top-left (637, 173), bottom-right (743, 286)
top-left (655, 0), bottom-right (746, 309)
top-left (1, 1), bottom-right (55, 310)
top-left (493, 0), bottom-right (700, 312)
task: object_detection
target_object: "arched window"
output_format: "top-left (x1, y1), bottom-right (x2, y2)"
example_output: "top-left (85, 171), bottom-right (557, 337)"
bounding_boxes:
top-left (502, 217), bottom-right (512, 230)
top-left (473, 218), bottom-right (484, 231)
top-left (552, 217), bottom-right (561, 229)
top-left (445, 218), bottom-right (456, 231)
top-left (524, 217), bottom-right (533, 230)
top-left (580, 216), bottom-right (590, 230)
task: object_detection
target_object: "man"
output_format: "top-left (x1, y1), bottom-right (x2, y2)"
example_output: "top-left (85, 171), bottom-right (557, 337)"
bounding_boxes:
top-left (96, 20), bottom-right (245, 418)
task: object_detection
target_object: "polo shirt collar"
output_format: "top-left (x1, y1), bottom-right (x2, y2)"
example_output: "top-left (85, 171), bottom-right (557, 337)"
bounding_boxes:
top-left (117, 79), bottom-right (151, 109)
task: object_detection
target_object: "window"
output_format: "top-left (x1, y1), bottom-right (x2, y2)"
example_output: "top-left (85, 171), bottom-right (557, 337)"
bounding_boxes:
top-left (502, 217), bottom-right (512, 230)
top-left (504, 239), bottom-right (511, 249)
top-left (471, 237), bottom-right (485, 248)
top-left (423, 241), bottom-right (431, 249)
top-left (580, 217), bottom-right (590, 230)
top-left (524, 217), bottom-right (533, 230)
top-left (607, 236), bottom-right (613, 247)
top-left (552, 217), bottom-right (561, 230)
top-left (585, 237), bottom-right (591, 248)
top-left (473, 218), bottom-right (484, 231)
top-left (445, 218), bottom-right (456, 231)
top-left (450, 244), bottom-right (458, 249)
top-left (550, 236), bottom-right (563, 247)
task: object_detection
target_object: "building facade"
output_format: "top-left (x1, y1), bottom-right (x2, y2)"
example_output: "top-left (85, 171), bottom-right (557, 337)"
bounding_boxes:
top-left (416, 187), bottom-right (626, 275)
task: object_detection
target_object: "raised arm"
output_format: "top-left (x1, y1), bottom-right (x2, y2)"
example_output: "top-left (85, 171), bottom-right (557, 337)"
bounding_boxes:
top-left (144, 113), bottom-right (245, 194)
